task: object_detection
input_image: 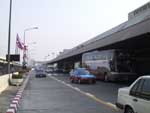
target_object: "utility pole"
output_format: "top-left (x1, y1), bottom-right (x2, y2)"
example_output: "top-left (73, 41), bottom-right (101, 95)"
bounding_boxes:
top-left (7, 0), bottom-right (12, 84)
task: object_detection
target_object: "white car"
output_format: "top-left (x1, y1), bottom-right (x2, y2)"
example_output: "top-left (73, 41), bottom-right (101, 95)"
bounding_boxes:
top-left (116, 76), bottom-right (150, 113)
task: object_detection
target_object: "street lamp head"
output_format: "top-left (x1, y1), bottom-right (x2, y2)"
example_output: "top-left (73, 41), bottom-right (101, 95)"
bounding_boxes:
top-left (25, 27), bottom-right (38, 31)
top-left (28, 42), bottom-right (36, 45)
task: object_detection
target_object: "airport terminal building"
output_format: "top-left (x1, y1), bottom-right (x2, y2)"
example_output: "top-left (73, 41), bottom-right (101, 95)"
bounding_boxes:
top-left (47, 2), bottom-right (150, 78)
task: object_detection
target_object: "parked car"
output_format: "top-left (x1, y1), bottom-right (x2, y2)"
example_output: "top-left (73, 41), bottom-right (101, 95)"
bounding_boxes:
top-left (35, 69), bottom-right (47, 78)
top-left (116, 75), bottom-right (150, 113)
top-left (70, 68), bottom-right (96, 84)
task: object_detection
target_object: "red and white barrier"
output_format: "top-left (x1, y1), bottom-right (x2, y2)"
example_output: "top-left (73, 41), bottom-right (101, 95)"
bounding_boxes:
top-left (10, 104), bottom-right (17, 112)
top-left (6, 74), bottom-right (30, 113)
top-left (6, 108), bottom-right (15, 113)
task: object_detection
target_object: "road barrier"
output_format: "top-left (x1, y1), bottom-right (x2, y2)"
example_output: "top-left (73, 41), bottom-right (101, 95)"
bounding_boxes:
top-left (0, 74), bottom-right (12, 93)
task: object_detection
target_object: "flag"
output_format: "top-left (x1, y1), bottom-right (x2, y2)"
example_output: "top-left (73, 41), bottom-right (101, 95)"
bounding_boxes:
top-left (16, 34), bottom-right (24, 50)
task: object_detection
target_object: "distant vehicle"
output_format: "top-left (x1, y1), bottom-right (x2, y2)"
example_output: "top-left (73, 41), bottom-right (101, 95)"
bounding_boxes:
top-left (116, 75), bottom-right (150, 113)
top-left (70, 68), bottom-right (96, 84)
top-left (82, 50), bottom-right (137, 81)
top-left (35, 69), bottom-right (47, 78)
top-left (46, 68), bottom-right (53, 73)
top-left (53, 68), bottom-right (64, 73)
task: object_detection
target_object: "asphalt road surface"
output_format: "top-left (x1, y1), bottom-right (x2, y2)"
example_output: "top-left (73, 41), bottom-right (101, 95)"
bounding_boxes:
top-left (18, 72), bottom-right (130, 113)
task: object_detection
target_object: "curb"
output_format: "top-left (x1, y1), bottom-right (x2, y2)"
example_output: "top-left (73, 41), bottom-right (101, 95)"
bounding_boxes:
top-left (6, 73), bottom-right (30, 113)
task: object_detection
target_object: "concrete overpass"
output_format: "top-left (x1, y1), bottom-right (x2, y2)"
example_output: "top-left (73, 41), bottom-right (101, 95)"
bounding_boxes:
top-left (47, 2), bottom-right (150, 74)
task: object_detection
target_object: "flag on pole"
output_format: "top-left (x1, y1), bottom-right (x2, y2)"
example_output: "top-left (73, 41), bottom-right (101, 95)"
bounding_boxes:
top-left (16, 34), bottom-right (24, 50)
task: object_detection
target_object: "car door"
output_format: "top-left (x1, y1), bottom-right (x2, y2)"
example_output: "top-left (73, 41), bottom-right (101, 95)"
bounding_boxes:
top-left (134, 78), bottom-right (150, 113)
top-left (130, 78), bottom-right (150, 113)
top-left (129, 79), bottom-right (143, 112)
top-left (73, 70), bottom-right (79, 81)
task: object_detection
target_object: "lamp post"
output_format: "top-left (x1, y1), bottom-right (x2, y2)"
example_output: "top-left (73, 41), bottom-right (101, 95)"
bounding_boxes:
top-left (23, 27), bottom-right (38, 69)
top-left (7, 0), bottom-right (12, 84)
top-left (26, 42), bottom-right (36, 65)
top-left (23, 27), bottom-right (38, 44)
top-left (28, 42), bottom-right (36, 45)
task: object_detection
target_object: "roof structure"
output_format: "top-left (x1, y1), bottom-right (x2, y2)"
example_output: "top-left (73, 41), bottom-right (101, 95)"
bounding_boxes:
top-left (48, 2), bottom-right (150, 63)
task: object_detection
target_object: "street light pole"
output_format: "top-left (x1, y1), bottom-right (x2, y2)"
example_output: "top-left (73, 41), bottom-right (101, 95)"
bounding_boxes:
top-left (26, 42), bottom-right (36, 65)
top-left (23, 27), bottom-right (38, 69)
top-left (7, 0), bottom-right (12, 84)
top-left (23, 27), bottom-right (38, 46)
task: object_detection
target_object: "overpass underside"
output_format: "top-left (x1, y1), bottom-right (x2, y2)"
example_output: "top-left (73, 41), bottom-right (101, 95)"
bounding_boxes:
top-left (102, 33), bottom-right (150, 50)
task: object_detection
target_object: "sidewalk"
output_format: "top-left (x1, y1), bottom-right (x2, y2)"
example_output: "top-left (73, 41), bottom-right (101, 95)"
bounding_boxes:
top-left (0, 86), bottom-right (19, 113)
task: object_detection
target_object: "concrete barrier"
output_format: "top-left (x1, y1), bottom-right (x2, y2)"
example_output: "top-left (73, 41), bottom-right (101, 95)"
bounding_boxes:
top-left (0, 74), bottom-right (12, 94)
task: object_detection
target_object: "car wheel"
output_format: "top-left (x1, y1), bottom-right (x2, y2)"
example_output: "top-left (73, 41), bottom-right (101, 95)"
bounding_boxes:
top-left (92, 80), bottom-right (96, 84)
top-left (78, 79), bottom-right (81, 84)
top-left (104, 73), bottom-right (108, 82)
top-left (125, 106), bottom-right (134, 113)
top-left (70, 79), bottom-right (74, 83)
top-left (89, 79), bottom-right (93, 84)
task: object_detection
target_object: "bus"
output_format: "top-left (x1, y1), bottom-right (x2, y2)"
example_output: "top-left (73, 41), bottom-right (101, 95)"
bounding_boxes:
top-left (82, 50), bottom-right (137, 81)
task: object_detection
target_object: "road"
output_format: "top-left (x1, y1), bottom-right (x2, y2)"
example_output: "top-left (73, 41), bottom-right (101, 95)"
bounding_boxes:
top-left (18, 72), bottom-right (130, 113)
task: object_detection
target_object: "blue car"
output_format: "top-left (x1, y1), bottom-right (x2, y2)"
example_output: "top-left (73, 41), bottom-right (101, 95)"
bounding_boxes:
top-left (35, 69), bottom-right (47, 78)
top-left (70, 68), bottom-right (96, 84)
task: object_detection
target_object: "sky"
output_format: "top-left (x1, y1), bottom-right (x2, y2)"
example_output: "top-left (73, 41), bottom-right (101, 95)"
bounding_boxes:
top-left (0, 0), bottom-right (149, 61)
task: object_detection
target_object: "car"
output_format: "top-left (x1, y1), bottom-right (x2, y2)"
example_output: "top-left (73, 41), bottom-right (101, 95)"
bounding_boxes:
top-left (53, 68), bottom-right (64, 73)
top-left (35, 69), bottom-right (47, 78)
top-left (70, 68), bottom-right (96, 84)
top-left (46, 68), bottom-right (53, 73)
top-left (116, 75), bottom-right (150, 113)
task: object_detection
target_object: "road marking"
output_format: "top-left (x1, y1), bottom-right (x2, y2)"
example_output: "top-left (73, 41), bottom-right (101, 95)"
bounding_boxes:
top-left (48, 75), bottom-right (119, 111)
top-left (106, 102), bottom-right (118, 109)
top-left (74, 87), bottom-right (81, 91)
top-left (85, 92), bottom-right (95, 98)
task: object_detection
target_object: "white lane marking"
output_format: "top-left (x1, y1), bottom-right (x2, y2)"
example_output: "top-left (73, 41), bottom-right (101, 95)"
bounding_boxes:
top-left (73, 87), bottom-right (81, 91)
top-left (48, 75), bottom-right (118, 111)
top-left (66, 84), bottom-right (74, 89)
top-left (85, 93), bottom-right (95, 98)
top-left (106, 102), bottom-right (118, 109)
top-left (61, 81), bottom-right (65, 84)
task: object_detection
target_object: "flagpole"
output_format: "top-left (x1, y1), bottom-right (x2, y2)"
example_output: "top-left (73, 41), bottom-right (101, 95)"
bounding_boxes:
top-left (15, 36), bottom-right (18, 54)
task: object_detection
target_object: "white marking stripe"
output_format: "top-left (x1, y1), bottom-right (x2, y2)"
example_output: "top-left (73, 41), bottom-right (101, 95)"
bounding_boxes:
top-left (73, 87), bottom-right (81, 91)
top-left (106, 102), bottom-right (117, 108)
top-left (6, 108), bottom-right (15, 113)
top-left (13, 97), bottom-right (20, 100)
top-left (12, 100), bottom-right (19, 105)
top-left (16, 95), bottom-right (21, 97)
top-left (85, 93), bottom-right (95, 98)
top-left (10, 104), bottom-right (17, 111)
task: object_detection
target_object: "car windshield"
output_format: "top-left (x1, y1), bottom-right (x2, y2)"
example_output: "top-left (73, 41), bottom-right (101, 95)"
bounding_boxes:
top-left (75, 68), bottom-right (89, 75)
top-left (36, 70), bottom-right (44, 72)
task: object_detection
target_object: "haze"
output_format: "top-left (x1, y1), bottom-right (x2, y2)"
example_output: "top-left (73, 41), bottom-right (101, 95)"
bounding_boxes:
top-left (0, 0), bottom-right (149, 61)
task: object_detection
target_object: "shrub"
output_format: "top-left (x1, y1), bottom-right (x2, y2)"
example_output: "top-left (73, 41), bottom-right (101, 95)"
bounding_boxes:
top-left (12, 73), bottom-right (23, 79)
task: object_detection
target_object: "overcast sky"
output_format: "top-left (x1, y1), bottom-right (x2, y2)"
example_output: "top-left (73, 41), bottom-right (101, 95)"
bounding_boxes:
top-left (0, 0), bottom-right (149, 61)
